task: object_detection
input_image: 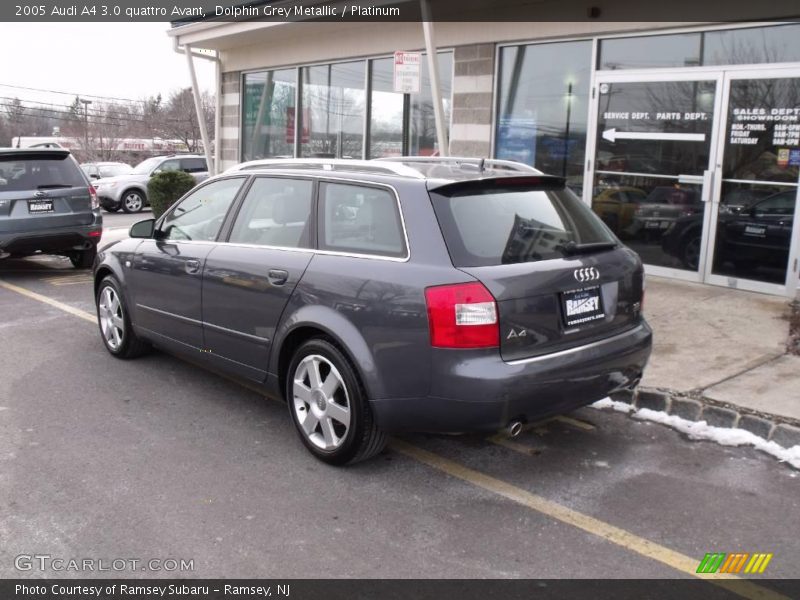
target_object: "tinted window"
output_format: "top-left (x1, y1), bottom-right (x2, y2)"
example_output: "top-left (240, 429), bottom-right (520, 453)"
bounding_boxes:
top-left (599, 33), bottom-right (702, 70)
top-left (159, 160), bottom-right (181, 172)
top-left (319, 182), bottom-right (406, 258)
top-left (228, 177), bottom-right (313, 248)
top-left (753, 192), bottom-right (796, 217)
top-left (181, 158), bottom-right (207, 173)
top-left (430, 186), bottom-right (615, 267)
top-left (160, 177), bottom-right (244, 242)
top-left (0, 155), bottom-right (86, 192)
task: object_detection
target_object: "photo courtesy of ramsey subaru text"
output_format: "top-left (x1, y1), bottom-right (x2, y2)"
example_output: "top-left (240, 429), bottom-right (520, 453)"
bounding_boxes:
top-left (93, 157), bottom-right (652, 465)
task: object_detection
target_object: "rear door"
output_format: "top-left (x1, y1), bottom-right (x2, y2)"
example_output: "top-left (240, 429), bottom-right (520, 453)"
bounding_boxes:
top-left (428, 178), bottom-right (645, 362)
top-left (129, 177), bottom-right (245, 349)
top-left (0, 151), bottom-right (93, 235)
top-left (201, 176), bottom-right (315, 381)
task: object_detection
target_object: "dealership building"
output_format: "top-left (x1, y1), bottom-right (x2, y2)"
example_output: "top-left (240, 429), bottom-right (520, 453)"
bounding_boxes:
top-left (169, 6), bottom-right (800, 297)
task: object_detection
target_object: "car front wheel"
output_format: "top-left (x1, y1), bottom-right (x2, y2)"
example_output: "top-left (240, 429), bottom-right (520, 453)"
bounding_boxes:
top-left (121, 190), bottom-right (145, 213)
top-left (95, 275), bottom-right (149, 359)
top-left (287, 338), bottom-right (386, 465)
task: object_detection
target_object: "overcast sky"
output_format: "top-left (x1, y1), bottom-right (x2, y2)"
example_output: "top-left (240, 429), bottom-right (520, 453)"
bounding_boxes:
top-left (0, 23), bottom-right (216, 109)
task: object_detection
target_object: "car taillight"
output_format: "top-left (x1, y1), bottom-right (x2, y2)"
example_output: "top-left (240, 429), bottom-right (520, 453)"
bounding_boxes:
top-left (425, 282), bottom-right (499, 348)
top-left (89, 186), bottom-right (99, 210)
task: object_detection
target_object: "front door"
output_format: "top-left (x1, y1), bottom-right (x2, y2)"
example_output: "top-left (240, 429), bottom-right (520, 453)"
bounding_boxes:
top-left (589, 68), bottom-right (800, 296)
top-left (587, 71), bottom-right (722, 283)
top-left (705, 68), bottom-right (800, 295)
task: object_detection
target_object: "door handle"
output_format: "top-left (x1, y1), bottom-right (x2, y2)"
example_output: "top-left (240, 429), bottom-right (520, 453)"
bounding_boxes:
top-left (268, 269), bottom-right (289, 286)
top-left (185, 259), bottom-right (201, 275)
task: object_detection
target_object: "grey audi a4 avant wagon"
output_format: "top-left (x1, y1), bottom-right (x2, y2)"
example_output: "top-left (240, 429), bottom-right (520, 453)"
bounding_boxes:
top-left (93, 157), bottom-right (652, 465)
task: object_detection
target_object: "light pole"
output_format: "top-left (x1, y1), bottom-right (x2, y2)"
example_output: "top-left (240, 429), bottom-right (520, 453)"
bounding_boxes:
top-left (79, 98), bottom-right (92, 157)
top-left (562, 82), bottom-right (573, 178)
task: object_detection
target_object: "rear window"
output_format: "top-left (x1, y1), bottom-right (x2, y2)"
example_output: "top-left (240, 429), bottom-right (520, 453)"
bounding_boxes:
top-left (0, 155), bottom-right (86, 192)
top-left (430, 186), bottom-right (616, 267)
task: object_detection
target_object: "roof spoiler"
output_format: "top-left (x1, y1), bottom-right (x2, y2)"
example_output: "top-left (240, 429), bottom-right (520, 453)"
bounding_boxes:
top-left (428, 175), bottom-right (567, 195)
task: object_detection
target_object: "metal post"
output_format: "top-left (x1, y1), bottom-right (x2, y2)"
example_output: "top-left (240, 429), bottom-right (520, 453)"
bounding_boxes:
top-left (79, 98), bottom-right (92, 158)
top-left (214, 51), bottom-right (222, 174)
top-left (184, 44), bottom-right (214, 172)
top-left (420, 0), bottom-right (448, 157)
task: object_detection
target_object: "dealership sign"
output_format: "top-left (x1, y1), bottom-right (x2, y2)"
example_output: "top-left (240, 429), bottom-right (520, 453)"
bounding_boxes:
top-left (394, 51), bottom-right (421, 94)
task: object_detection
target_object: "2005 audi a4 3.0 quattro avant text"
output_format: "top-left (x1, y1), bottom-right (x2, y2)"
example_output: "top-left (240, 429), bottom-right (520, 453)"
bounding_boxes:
top-left (93, 157), bottom-right (652, 464)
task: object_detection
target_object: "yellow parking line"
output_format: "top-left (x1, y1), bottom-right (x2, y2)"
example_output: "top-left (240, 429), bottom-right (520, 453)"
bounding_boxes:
top-left (390, 440), bottom-right (786, 600)
top-left (1, 279), bottom-right (787, 600)
top-left (554, 415), bottom-right (597, 431)
top-left (0, 279), bottom-right (96, 323)
top-left (485, 433), bottom-right (542, 456)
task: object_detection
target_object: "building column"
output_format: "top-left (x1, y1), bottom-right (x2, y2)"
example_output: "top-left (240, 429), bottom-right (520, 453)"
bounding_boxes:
top-left (449, 44), bottom-right (495, 158)
top-left (219, 72), bottom-right (241, 171)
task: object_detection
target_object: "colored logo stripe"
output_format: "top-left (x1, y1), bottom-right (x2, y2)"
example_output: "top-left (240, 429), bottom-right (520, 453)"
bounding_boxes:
top-left (697, 552), bottom-right (773, 574)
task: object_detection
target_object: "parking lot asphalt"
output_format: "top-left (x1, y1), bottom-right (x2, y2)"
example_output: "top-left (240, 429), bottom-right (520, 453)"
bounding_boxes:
top-left (1, 253), bottom-right (799, 590)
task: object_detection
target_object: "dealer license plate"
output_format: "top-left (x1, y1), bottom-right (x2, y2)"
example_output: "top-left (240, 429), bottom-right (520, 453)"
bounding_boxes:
top-left (28, 199), bottom-right (54, 213)
top-left (561, 286), bottom-right (605, 327)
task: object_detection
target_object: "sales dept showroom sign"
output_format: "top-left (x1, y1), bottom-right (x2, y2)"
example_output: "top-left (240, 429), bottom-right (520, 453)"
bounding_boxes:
top-left (394, 51), bottom-right (421, 94)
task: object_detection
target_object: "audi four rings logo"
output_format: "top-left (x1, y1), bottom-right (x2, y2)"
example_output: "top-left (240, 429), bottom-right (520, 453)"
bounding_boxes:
top-left (574, 267), bottom-right (600, 282)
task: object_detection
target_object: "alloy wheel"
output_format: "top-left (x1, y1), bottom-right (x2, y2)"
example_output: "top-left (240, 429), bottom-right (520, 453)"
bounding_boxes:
top-left (124, 193), bottom-right (143, 212)
top-left (98, 286), bottom-right (125, 350)
top-left (292, 354), bottom-right (351, 451)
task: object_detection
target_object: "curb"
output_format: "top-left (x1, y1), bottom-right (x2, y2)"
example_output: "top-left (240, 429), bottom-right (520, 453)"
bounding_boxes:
top-left (609, 387), bottom-right (800, 451)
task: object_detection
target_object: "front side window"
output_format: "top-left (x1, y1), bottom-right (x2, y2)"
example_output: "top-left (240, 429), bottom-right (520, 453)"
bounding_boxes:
top-left (319, 182), bottom-right (406, 258)
top-left (228, 177), bottom-right (313, 248)
top-left (160, 177), bottom-right (244, 242)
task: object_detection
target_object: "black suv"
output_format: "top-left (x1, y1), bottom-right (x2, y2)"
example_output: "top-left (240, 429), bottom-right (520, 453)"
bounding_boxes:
top-left (93, 158), bottom-right (651, 464)
top-left (0, 148), bottom-right (102, 268)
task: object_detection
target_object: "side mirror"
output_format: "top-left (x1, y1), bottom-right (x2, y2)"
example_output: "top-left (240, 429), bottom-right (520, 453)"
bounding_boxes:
top-left (129, 218), bottom-right (156, 239)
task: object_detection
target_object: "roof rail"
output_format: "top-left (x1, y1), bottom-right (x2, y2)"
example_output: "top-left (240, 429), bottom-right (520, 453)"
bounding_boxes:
top-left (373, 156), bottom-right (541, 174)
top-left (224, 158), bottom-right (427, 178)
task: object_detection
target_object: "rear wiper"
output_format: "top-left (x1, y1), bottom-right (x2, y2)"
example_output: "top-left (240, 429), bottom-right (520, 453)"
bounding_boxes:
top-left (37, 184), bottom-right (72, 189)
top-left (558, 241), bottom-right (618, 255)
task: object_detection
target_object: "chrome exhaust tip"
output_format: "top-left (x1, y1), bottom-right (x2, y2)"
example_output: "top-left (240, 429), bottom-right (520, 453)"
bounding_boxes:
top-left (506, 420), bottom-right (523, 438)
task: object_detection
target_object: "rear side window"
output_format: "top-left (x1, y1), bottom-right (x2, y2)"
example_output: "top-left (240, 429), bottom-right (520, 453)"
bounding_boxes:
top-left (181, 158), bottom-right (207, 173)
top-left (228, 177), bottom-right (313, 248)
top-left (319, 182), bottom-right (406, 258)
top-left (430, 186), bottom-right (616, 267)
top-left (0, 155), bottom-right (86, 192)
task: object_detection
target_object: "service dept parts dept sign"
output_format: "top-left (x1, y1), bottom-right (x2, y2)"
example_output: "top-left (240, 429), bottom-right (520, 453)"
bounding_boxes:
top-left (394, 51), bottom-right (421, 94)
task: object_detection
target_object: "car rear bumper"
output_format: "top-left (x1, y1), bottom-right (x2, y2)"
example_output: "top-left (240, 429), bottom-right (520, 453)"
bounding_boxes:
top-left (0, 220), bottom-right (103, 256)
top-left (370, 321), bottom-right (652, 433)
top-left (98, 195), bottom-right (121, 210)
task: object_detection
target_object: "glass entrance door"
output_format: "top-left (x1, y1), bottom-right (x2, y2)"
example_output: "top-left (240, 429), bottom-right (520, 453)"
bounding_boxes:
top-left (588, 73), bottom-right (722, 281)
top-left (705, 69), bottom-right (800, 295)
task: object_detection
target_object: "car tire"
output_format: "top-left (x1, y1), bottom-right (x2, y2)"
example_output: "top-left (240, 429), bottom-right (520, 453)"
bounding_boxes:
top-left (286, 338), bottom-right (386, 465)
top-left (681, 235), bottom-right (701, 270)
top-left (104, 206), bottom-right (120, 213)
top-left (69, 245), bottom-right (97, 269)
top-left (95, 275), bottom-right (150, 359)
top-left (121, 190), bottom-right (145, 213)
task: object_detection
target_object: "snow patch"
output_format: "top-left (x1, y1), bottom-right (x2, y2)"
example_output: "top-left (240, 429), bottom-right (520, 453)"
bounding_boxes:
top-left (591, 397), bottom-right (800, 469)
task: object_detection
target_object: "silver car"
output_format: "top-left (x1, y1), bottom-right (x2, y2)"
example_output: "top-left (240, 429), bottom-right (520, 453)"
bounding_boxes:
top-left (93, 155), bottom-right (209, 214)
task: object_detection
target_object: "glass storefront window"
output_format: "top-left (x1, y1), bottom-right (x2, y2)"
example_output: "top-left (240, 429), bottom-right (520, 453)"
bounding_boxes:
top-left (495, 40), bottom-right (592, 194)
top-left (599, 25), bottom-right (800, 71)
top-left (300, 61), bottom-right (366, 159)
top-left (599, 34), bottom-right (702, 70)
top-left (704, 24), bottom-right (800, 66)
top-left (369, 57), bottom-right (405, 158)
top-left (242, 68), bottom-right (297, 161)
top-left (410, 53), bottom-right (453, 156)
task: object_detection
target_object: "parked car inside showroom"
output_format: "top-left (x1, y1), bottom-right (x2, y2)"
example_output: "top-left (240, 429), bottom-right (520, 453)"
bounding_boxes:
top-left (93, 154), bottom-right (208, 213)
top-left (0, 148), bottom-right (102, 268)
top-left (93, 157), bottom-right (651, 465)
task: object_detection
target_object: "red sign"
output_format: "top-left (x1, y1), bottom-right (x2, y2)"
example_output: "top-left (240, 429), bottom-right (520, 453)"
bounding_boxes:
top-left (286, 107), bottom-right (310, 144)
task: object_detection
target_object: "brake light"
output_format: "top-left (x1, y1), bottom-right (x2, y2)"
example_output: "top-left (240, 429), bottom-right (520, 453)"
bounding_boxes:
top-left (425, 282), bottom-right (499, 348)
top-left (88, 186), bottom-right (99, 210)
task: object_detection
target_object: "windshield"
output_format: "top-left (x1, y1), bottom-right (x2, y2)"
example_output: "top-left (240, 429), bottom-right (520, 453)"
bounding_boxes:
top-left (131, 157), bottom-right (161, 175)
top-left (99, 164), bottom-right (132, 177)
top-left (430, 186), bottom-right (616, 267)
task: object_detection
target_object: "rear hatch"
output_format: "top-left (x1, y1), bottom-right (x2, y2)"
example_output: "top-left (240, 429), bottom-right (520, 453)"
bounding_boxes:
top-left (428, 176), bottom-right (644, 362)
top-left (0, 151), bottom-right (94, 234)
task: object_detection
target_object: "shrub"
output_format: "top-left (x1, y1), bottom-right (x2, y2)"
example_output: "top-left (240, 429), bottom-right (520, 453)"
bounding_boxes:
top-left (147, 170), bottom-right (197, 219)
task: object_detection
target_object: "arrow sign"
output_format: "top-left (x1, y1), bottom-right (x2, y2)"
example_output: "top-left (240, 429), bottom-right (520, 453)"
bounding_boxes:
top-left (602, 128), bottom-right (706, 143)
